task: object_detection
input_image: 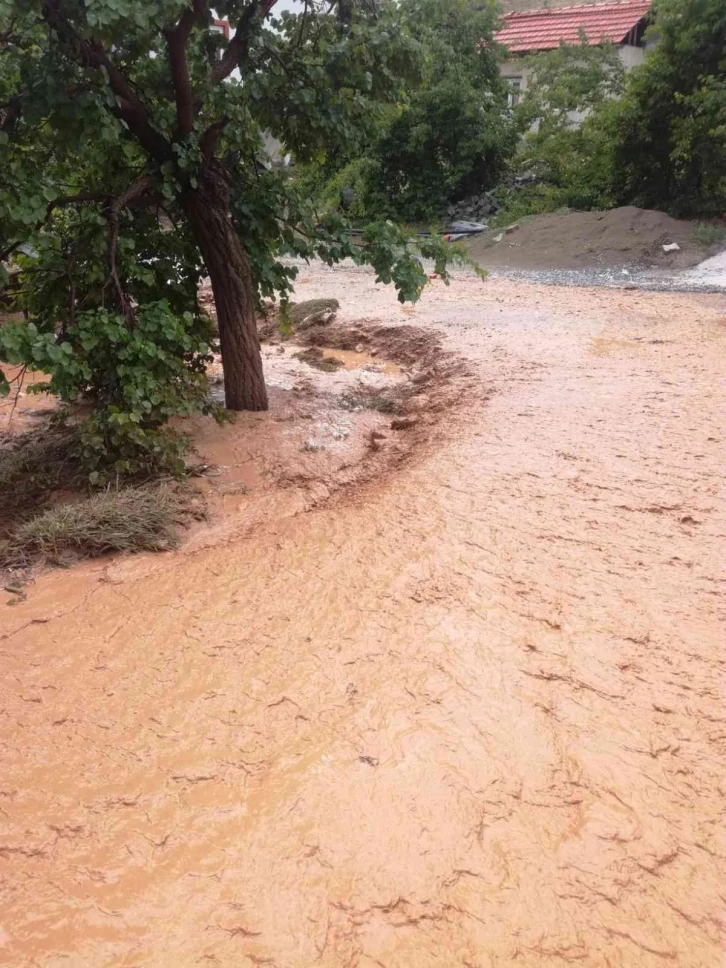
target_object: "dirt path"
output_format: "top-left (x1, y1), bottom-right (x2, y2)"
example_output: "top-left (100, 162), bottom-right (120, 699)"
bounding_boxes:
top-left (1, 270), bottom-right (724, 967)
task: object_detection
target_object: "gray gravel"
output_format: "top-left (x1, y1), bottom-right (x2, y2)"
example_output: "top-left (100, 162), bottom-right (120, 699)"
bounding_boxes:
top-left (490, 264), bottom-right (726, 293)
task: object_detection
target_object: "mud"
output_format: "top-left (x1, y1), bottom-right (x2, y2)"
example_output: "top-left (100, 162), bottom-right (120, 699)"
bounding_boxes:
top-left (0, 366), bottom-right (54, 435)
top-left (1, 268), bottom-right (725, 967)
top-left (465, 206), bottom-right (721, 272)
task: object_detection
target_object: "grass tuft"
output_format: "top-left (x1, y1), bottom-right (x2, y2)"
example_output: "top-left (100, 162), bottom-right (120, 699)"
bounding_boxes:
top-left (1, 486), bottom-right (196, 569)
top-left (0, 429), bottom-right (81, 509)
top-left (691, 222), bottom-right (726, 248)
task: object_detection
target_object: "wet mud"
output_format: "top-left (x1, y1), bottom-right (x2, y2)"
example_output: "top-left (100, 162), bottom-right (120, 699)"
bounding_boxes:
top-left (1, 270), bottom-right (725, 966)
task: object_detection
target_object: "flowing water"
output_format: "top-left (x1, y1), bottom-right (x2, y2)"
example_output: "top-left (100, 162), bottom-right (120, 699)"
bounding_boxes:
top-left (1, 271), bottom-right (724, 967)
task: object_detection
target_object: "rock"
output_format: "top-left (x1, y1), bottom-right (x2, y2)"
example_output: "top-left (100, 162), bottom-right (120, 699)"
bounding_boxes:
top-left (662, 242), bottom-right (680, 252)
top-left (368, 430), bottom-right (387, 451)
top-left (514, 170), bottom-right (540, 186)
top-left (300, 439), bottom-right (324, 452)
top-left (493, 233), bottom-right (504, 243)
top-left (390, 415), bottom-right (419, 430)
top-left (504, 223), bottom-right (520, 234)
top-left (404, 393), bottom-right (430, 412)
top-left (289, 298), bottom-right (339, 329)
top-left (355, 343), bottom-right (365, 353)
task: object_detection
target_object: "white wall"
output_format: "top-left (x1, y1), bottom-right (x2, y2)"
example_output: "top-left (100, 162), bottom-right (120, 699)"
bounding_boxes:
top-left (501, 42), bottom-right (648, 122)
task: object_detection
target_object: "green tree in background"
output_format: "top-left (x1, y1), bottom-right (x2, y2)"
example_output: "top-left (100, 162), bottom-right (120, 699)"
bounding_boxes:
top-left (511, 38), bottom-right (624, 210)
top-left (301, 0), bottom-right (517, 222)
top-left (603, 0), bottom-right (726, 214)
top-left (0, 0), bottom-right (460, 476)
top-left (371, 0), bottom-right (516, 220)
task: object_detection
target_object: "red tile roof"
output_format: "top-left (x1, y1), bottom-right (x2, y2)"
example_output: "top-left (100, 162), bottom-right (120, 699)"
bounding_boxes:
top-left (496, 0), bottom-right (652, 54)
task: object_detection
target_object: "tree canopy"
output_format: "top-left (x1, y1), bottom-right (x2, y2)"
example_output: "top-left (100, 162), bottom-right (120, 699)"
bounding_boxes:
top-left (505, 0), bottom-right (726, 217)
top-left (297, 0), bottom-right (517, 222)
top-left (603, 0), bottom-right (726, 214)
top-left (0, 0), bottom-right (462, 478)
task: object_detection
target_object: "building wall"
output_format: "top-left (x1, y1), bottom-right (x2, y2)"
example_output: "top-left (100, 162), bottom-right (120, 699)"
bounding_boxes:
top-left (501, 42), bottom-right (648, 113)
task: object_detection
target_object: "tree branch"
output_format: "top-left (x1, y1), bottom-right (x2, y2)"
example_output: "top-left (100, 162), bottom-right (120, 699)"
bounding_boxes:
top-left (212, 0), bottom-right (279, 85)
top-left (45, 192), bottom-right (111, 220)
top-left (200, 117), bottom-right (228, 164)
top-left (164, 0), bottom-right (207, 138)
top-left (0, 96), bottom-right (22, 133)
top-left (42, 0), bottom-right (171, 162)
top-left (0, 20), bottom-right (17, 46)
top-left (106, 175), bottom-right (158, 319)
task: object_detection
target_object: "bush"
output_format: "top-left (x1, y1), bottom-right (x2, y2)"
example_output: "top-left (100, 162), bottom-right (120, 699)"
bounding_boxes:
top-left (691, 222), bottom-right (726, 247)
top-left (298, 0), bottom-right (518, 223)
top-left (501, 1), bottom-right (726, 219)
top-left (602, 0), bottom-right (726, 215)
top-left (510, 40), bottom-right (624, 212)
top-left (0, 299), bottom-right (218, 481)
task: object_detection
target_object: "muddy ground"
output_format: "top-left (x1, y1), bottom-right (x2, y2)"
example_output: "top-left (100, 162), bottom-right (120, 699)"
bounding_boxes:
top-left (1, 266), bottom-right (724, 967)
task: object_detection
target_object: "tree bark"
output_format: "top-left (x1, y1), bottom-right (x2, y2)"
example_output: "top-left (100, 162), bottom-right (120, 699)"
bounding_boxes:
top-left (183, 164), bottom-right (268, 412)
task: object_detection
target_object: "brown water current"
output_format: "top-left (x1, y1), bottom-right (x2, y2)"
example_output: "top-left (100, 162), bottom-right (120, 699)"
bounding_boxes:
top-left (1, 270), bottom-right (725, 966)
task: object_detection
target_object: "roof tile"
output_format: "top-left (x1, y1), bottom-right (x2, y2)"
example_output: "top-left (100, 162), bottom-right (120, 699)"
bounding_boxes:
top-left (495, 0), bottom-right (652, 53)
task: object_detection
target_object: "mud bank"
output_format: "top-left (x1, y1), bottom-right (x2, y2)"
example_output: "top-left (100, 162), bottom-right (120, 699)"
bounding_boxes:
top-left (1, 269), bottom-right (724, 967)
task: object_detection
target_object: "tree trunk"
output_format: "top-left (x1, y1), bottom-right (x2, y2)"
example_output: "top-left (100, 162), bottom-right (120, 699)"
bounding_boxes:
top-left (183, 164), bottom-right (268, 411)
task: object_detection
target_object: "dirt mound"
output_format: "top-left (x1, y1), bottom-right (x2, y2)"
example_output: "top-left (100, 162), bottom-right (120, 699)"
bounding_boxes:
top-left (467, 206), bottom-right (721, 271)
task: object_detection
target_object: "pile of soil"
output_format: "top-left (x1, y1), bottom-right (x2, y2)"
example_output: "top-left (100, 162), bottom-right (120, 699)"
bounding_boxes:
top-left (466, 206), bottom-right (722, 272)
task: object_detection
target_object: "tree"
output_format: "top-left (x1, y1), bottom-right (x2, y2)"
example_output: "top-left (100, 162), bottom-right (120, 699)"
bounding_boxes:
top-left (601, 0), bottom-right (726, 214)
top-left (371, 0), bottom-right (516, 220)
top-left (0, 0), bottom-right (459, 472)
top-left (511, 38), bottom-right (624, 209)
top-left (298, 0), bottom-right (517, 223)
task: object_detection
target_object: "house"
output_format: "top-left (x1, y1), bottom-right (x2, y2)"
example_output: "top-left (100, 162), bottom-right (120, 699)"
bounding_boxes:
top-left (495, 0), bottom-right (653, 106)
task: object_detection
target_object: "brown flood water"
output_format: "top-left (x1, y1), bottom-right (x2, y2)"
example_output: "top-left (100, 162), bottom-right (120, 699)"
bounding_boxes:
top-left (1, 270), bottom-right (725, 966)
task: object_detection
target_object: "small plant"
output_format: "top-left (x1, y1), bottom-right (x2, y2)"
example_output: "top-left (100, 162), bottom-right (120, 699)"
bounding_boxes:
top-left (339, 392), bottom-right (397, 413)
top-left (691, 222), bottom-right (726, 247)
top-left (0, 302), bottom-right (218, 482)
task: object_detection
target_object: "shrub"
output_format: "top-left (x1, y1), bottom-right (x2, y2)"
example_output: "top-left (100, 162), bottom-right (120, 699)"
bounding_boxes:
top-left (0, 300), bottom-right (218, 481)
top-left (602, 0), bottom-right (726, 215)
top-left (691, 222), bottom-right (726, 247)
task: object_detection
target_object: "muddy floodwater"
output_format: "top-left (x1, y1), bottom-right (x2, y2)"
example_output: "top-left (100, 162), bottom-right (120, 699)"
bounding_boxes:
top-left (1, 268), bottom-right (725, 967)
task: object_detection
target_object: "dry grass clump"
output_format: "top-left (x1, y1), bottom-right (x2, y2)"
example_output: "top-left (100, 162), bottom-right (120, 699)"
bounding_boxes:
top-left (0, 429), bottom-right (80, 509)
top-left (0, 486), bottom-right (198, 568)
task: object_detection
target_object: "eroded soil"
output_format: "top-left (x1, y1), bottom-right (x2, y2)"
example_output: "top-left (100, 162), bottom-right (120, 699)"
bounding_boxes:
top-left (1, 268), bottom-right (724, 967)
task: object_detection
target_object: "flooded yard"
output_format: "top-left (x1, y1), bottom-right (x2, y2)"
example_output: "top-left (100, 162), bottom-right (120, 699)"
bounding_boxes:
top-left (1, 266), bottom-right (724, 967)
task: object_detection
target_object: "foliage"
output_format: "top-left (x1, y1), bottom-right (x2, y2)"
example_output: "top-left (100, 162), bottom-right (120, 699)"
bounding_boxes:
top-left (0, 0), bottom-right (471, 478)
top-left (299, 0), bottom-right (517, 222)
top-left (0, 299), bottom-right (216, 480)
top-left (485, 185), bottom-right (568, 227)
top-left (691, 221), bottom-right (726, 247)
top-left (510, 39), bottom-right (624, 211)
top-left (602, 0), bottom-right (726, 214)
top-left (505, 0), bottom-right (726, 218)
